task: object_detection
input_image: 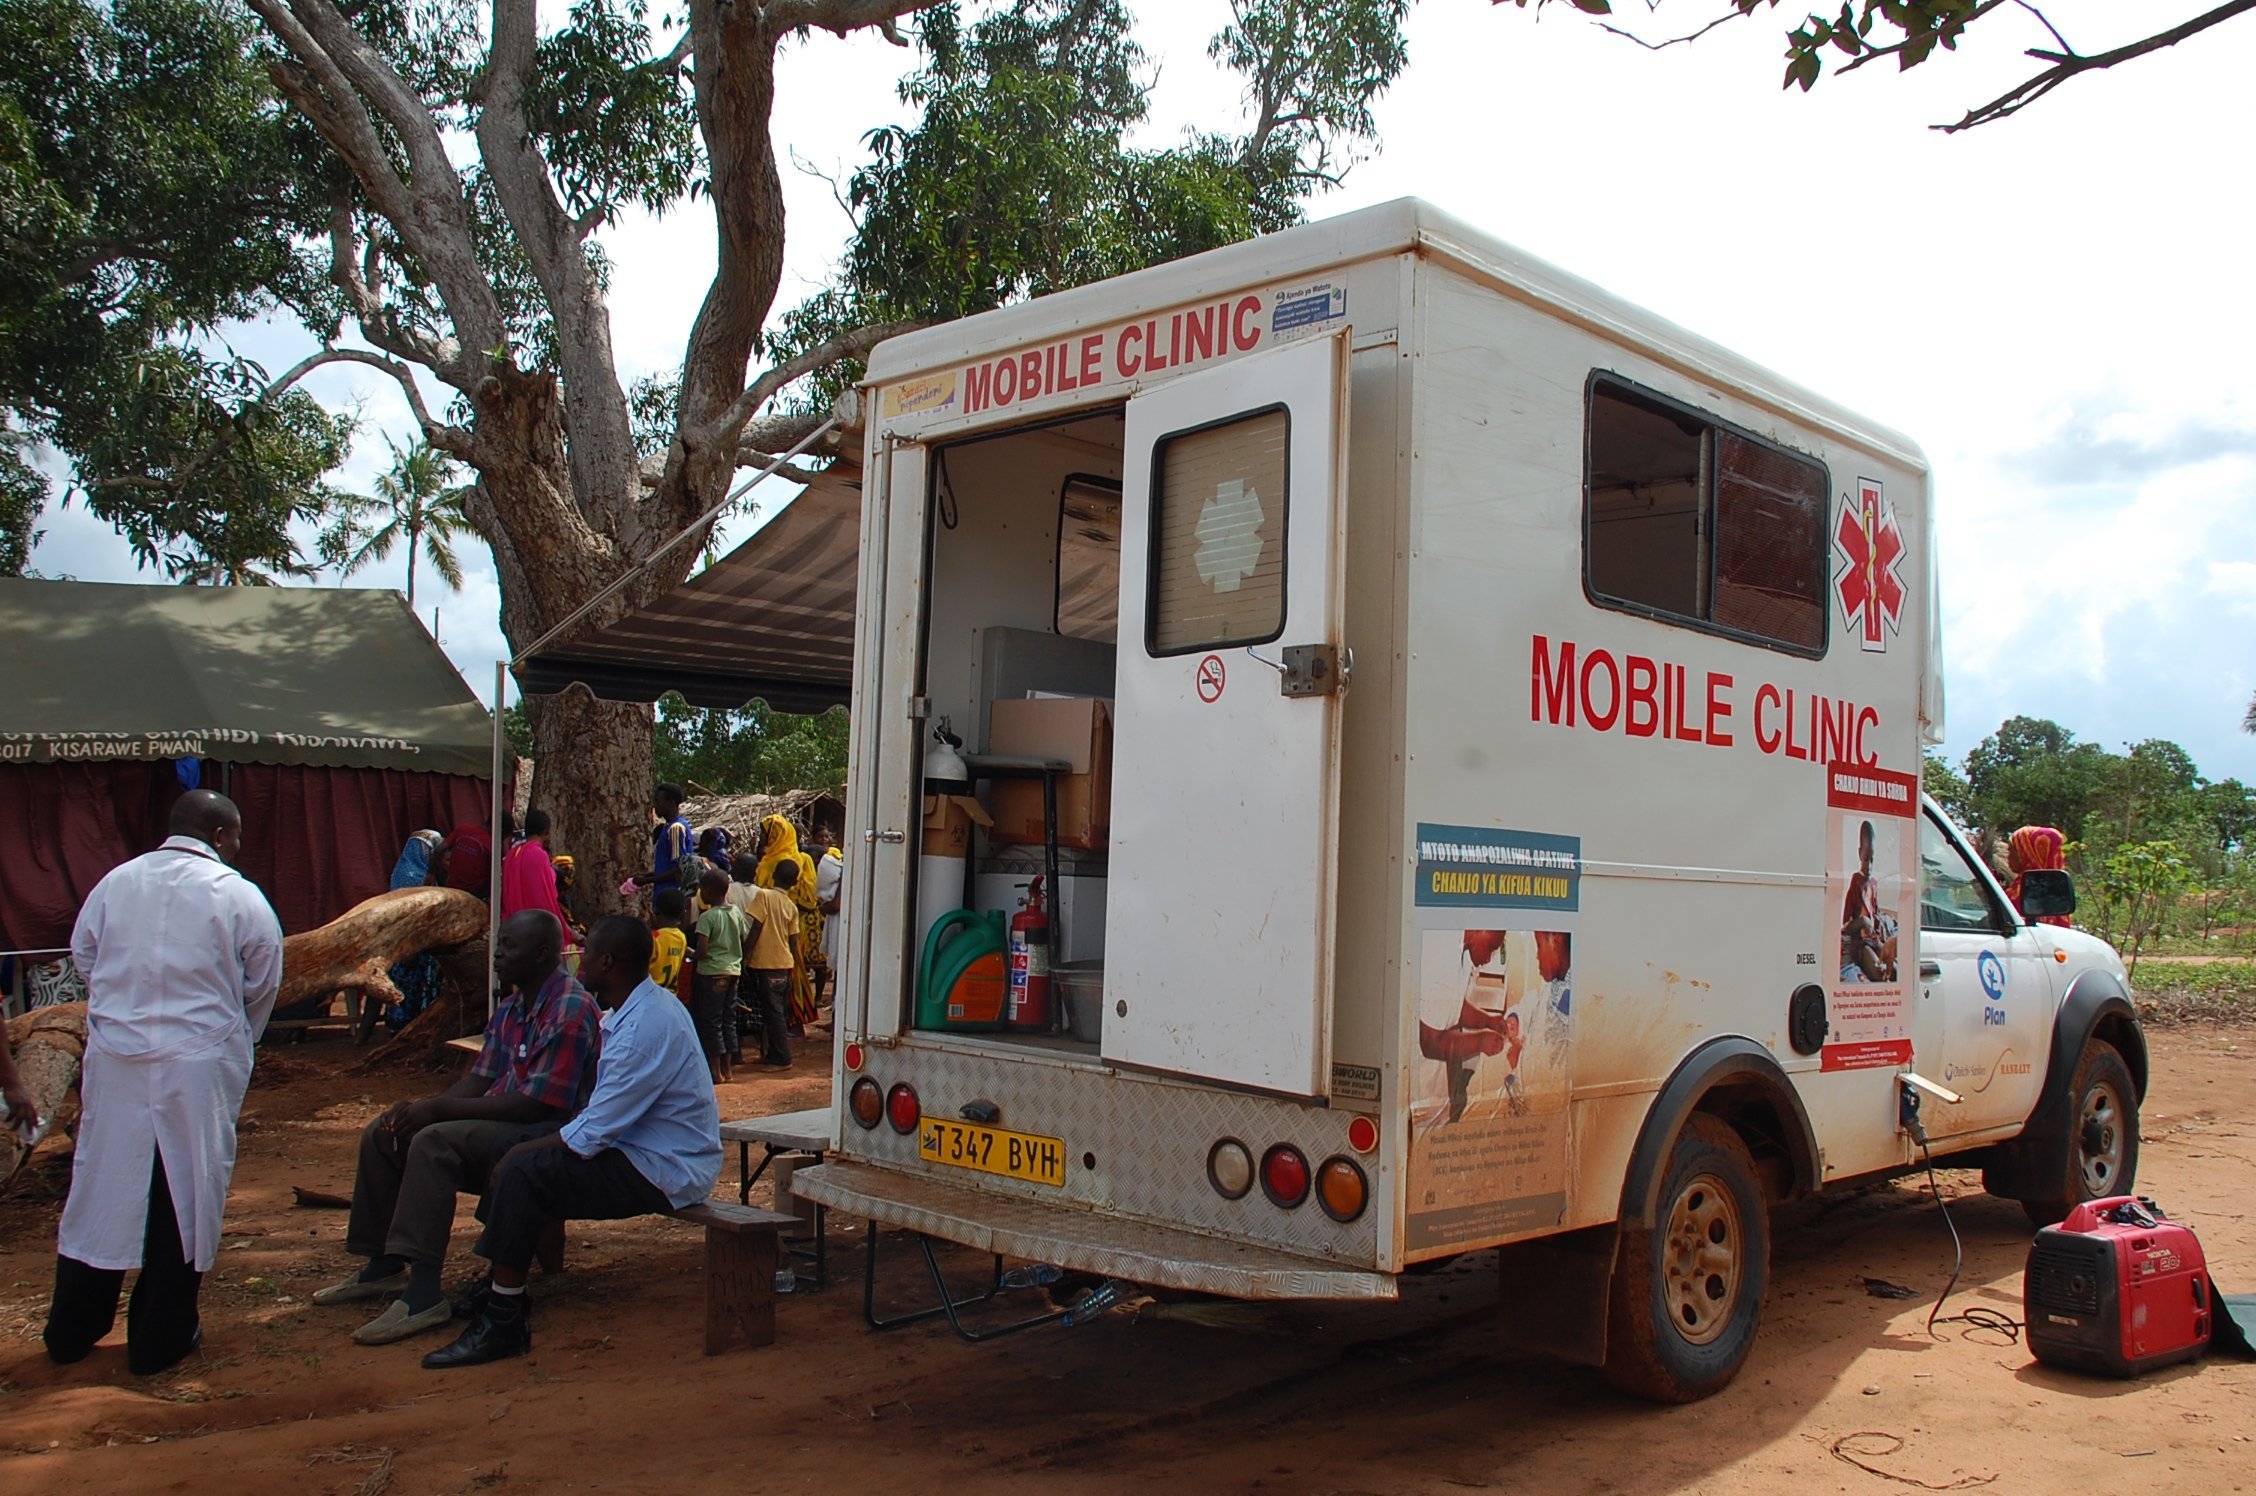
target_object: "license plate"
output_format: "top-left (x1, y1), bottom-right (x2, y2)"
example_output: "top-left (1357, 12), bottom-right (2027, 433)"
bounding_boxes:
top-left (918, 1118), bottom-right (1066, 1187)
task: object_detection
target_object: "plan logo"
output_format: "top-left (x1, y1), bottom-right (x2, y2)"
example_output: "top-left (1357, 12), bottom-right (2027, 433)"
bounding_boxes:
top-left (1833, 478), bottom-right (1907, 654)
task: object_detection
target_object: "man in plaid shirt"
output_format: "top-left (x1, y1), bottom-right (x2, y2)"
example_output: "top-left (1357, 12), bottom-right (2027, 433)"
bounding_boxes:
top-left (312, 911), bottom-right (602, 1347)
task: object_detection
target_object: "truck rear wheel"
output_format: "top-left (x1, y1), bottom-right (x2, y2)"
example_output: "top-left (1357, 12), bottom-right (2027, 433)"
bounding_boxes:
top-left (1601, 1113), bottom-right (1769, 1403)
top-left (1997, 1038), bottom-right (2139, 1228)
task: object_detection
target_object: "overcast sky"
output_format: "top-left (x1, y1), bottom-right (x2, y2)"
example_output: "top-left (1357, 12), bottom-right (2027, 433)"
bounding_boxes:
top-left (29, 1), bottom-right (2256, 779)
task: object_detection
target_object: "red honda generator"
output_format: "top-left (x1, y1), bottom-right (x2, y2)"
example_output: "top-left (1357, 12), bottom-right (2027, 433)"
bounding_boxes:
top-left (2024, 1196), bottom-right (2212, 1377)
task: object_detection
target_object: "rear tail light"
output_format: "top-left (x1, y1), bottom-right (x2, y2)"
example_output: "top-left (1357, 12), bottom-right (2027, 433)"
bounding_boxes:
top-left (843, 1041), bottom-right (867, 1072)
top-left (886, 1082), bottom-right (922, 1135)
top-left (1260, 1144), bottom-right (1310, 1209)
top-left (1315, 1156), bottom-right (1368, 1222)
top-left (1207, 1138), bottom-right (1254, 1200)
top-left (849, 1077), bottom-right (883, 1129)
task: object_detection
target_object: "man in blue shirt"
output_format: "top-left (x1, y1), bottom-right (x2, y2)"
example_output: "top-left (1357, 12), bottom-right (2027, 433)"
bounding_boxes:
top-left (424, 915), bottom-right (721, 1369)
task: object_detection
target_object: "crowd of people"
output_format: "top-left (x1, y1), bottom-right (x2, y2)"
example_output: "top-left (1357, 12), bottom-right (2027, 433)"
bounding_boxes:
top-left (8, 781), bottom-right (845, 1377)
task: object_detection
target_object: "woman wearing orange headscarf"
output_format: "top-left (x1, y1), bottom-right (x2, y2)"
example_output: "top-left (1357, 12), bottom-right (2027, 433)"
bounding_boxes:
top-left (754, 814), bottom-right (822, 1029)
top-left (2005, 825), bottom-right (2072, 928)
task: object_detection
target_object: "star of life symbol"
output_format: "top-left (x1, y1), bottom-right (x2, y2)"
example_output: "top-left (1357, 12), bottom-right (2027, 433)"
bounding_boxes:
top-left (1193, 477), bottom-right (1265, 593)
top-left (1833, 478), bottom-right (1907, 654)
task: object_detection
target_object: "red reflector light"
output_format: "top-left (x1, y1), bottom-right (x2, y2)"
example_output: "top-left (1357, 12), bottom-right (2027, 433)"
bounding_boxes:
top-left (1260, 1144), bottom-right (1310, 1209)
top-left (886, 1082), bottom-right (921, 1135)
top-left (844, 1042), bottom-right (866, 1072)
top-left (1346, 1115), bottom-right (1378, 1154)
top-left (849, 1077), bottom-right (883, 1129)
top-left (1316, 1157), bottom-right (1368, 1222)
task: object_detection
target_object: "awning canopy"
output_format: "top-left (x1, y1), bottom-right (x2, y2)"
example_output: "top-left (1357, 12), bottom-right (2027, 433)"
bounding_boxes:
top-left (516, 470), bottom-right (862, 711)
top-left (0, 578), bottom-right (494, 777)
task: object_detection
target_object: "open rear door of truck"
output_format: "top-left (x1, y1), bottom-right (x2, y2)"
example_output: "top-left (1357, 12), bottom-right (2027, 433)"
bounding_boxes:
top-left (1103, 329), bottom-right (1350, 1096)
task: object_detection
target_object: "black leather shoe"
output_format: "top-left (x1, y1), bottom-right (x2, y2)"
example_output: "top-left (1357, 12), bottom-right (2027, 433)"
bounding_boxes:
top-left (421, 1309), bottom-right (530, 1369)
top-left (451, 1277), bottom-right (492, 1320)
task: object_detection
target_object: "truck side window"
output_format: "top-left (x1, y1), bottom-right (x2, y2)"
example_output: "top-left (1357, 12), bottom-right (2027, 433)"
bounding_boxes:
top-left (1056, 475), bottom-right (1122, 643)
top-left (1585, 376), bottom-right (1828, 654)
top-left (1147, 406), bottom-right (1289, 655)
top-left (1919, 814), bottom-right (1999, 933)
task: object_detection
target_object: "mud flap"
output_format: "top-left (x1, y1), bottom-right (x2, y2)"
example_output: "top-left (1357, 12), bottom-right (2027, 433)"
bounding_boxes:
top-left (1495, 1223), bottom-right (1618, 1367)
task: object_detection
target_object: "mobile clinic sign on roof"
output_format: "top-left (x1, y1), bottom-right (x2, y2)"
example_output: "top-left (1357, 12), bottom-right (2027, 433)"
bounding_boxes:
top-left (879, 280), bottom-right (1351, 424)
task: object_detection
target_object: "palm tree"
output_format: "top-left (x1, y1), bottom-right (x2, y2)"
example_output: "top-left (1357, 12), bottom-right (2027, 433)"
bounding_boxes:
top-left (323, 438), bottom-right (472, 609)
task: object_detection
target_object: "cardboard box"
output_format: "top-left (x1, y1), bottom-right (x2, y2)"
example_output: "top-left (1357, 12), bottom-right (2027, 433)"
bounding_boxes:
top-left (986, 696), bottom-right (1112, 850)
top-left (921, 794), bottom-right (992, 856)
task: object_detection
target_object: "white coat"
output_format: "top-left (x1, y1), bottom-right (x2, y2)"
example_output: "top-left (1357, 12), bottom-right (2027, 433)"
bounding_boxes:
top-left (59, 837), bottom-right (283, 1272)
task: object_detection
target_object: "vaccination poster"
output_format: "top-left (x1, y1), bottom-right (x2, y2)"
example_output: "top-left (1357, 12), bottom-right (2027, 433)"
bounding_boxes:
top-left (1407, 825), bottom-right (1580, 1252)
top-left (1821, 764), bottom-right (1919, 1071)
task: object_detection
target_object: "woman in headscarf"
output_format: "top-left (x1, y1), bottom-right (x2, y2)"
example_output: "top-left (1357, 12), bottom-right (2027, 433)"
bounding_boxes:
top-left (382, 830), bottom-right (446, 1034)
top-left (755, 814), bottom-right (822, 1029)
top-left (2005, 825), bottom-right (2073, 928)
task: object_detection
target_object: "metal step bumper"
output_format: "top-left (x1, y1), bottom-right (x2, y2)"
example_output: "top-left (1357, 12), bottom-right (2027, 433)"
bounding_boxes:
top-left (792, 1159), bottom-right (1398, 1301)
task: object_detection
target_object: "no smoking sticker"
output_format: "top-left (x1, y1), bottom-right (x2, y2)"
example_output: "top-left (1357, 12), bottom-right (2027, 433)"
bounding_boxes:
top-left (1195, 654), bottom-right (1226, 703)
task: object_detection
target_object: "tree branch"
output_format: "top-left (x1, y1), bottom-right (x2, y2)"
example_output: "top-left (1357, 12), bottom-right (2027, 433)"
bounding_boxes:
top-left (1936, 0), bottom-right (2256, 131)
top-left (700, 320), bottom-right (917, 454)
top-left (478, 0), bottom-right (638, 531)
top-left (764, 0), bottom-right (947, 39)
top-left (91, 348), bottom-right (468, 497)
top-left (251, 0), bottom-right (504, 362)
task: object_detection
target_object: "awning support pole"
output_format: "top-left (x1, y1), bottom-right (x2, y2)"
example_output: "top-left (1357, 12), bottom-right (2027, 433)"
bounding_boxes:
top-left (489, 659), bottom-right (506, 1021)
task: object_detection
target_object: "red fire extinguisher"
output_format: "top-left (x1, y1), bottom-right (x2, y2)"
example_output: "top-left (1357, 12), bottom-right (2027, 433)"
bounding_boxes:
top-left (1007, 876), bottom-right (1052, 1032)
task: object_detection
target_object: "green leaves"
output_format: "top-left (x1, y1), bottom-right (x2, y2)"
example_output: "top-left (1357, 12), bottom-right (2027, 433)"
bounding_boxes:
top-left (770, 0), bottom-right (1411, 409)
top-left (524, 0), bottom-right (699, 223)
top-left (0, 0), bottom-right (337, 579)
top-left (654, 695), bottom-right (850, 795)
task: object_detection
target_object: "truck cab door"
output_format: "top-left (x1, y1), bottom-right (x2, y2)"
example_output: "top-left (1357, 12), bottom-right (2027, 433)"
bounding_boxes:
top-left (1102, 330), bottom-right (1350, 1096)
top-left (1915, 809), bottom-right (2052, 1138)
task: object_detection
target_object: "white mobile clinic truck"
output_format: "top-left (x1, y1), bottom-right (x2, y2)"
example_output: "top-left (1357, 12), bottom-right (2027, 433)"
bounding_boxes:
top-left (791, 199), bottom-right (2145, 1400)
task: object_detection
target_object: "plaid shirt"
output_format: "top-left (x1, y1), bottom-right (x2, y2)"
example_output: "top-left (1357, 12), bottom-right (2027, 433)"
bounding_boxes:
top-left (470, 965), bottom-right (602, 1115)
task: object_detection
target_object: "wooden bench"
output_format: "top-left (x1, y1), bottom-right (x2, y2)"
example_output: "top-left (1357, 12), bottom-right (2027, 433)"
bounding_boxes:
top-left (667, 1199), bottom-right (797, 1354)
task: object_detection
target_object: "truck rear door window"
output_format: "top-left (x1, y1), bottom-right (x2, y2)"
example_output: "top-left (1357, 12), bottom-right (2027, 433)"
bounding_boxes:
top-left (1585, 376), bottom-right (1828, 654)
top-left (1056, 475), bottom-right (1122, 643)
top-left (1147, 406), bottom-right (1289, 655)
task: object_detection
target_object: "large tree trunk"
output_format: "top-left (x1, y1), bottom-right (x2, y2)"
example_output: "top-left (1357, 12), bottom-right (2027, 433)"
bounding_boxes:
top-left (525, 684), bottom-right (655, 922)
top-left (2, 1003), bottom-right (86, 1184)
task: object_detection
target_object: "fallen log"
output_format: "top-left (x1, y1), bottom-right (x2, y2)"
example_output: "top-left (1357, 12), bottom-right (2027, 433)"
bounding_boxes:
top-left (274, 886), bottom-right (489, 1013)
top-left (3, 1002), bottom-right (87, 1184)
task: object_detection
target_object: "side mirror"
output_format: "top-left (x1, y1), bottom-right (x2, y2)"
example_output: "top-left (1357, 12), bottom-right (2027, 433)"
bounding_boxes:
top-left (2020, 868), bottom-right (2076, 918)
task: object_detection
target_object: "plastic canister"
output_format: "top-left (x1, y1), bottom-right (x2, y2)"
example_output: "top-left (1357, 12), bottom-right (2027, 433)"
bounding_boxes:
top-left (916, 909), bottom-right (1008, 1031)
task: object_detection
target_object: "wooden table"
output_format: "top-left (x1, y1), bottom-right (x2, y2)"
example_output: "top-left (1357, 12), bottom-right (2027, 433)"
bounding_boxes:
top-left (719, 1107), bottom-right (836, 1285)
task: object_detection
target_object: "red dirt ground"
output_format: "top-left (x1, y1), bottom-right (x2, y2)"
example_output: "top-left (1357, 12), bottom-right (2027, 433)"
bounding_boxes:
top-left (3, 1027), bottom-right (2252, 1495)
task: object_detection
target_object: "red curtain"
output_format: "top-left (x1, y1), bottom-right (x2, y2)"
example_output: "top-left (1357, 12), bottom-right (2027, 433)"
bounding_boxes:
top-left (0, 763), bottom-right (492, 953)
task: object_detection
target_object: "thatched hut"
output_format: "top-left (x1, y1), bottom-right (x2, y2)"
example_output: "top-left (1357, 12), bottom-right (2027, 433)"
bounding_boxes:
top-left (681, 787), bottom-right (846, 865)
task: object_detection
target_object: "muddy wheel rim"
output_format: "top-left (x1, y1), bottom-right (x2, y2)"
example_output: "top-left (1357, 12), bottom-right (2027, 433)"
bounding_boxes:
top-left (1662, 1171), bottom-right (1743, 1347)
top-left (2076, 1079), bottom-right (2127, 1197)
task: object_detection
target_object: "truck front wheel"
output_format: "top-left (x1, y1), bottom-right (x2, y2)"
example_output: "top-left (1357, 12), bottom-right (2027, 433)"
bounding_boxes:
top-left (1996, 1038), bottom-right (2139, 1227)
top-left (1601, 1113), bottom-right (1769, 1402)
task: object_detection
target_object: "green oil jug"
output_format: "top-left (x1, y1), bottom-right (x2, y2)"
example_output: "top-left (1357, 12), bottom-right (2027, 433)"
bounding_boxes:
top-left (916, 909), bottom-right (1009, 1031)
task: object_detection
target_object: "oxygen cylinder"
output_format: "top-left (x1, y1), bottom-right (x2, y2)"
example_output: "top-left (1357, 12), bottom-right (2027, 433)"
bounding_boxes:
top-left (1006, 875), bottom-right (1052, 1032)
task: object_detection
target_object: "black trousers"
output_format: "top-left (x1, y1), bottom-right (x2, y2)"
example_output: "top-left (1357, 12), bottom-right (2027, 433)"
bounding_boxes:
top-left (473, 1142), bottom-right (670, 1275)
top-left (45, 1148), bottom-right (203, 1376)
top-left (746, 969), bottom-right (792, 1065)
top-left (692, 972), bottom-right (739, 1058)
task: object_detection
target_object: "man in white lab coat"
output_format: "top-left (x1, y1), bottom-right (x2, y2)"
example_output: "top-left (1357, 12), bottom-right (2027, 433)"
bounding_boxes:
top-left (44, 790), bottom-right (283, 1376)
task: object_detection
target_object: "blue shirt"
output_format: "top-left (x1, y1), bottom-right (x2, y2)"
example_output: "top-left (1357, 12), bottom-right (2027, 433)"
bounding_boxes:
top-left (559, 979), bottom-right (722, 1209)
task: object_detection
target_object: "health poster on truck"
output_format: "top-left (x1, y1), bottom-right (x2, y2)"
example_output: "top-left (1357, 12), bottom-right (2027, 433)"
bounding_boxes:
top-left (1822, 763), bottom-right (1920, 1071)
top-left (1406, 825), bottom-right (1580, 1252)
